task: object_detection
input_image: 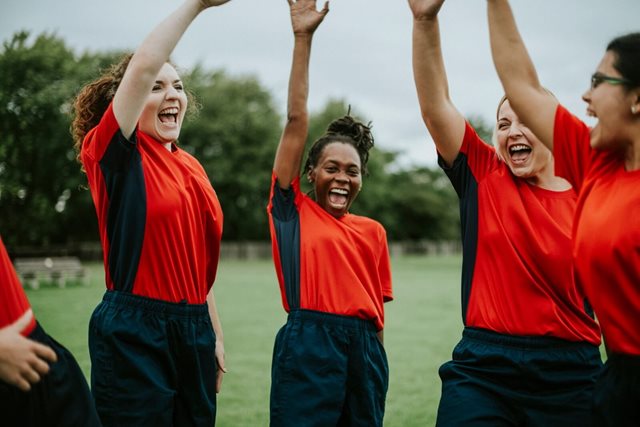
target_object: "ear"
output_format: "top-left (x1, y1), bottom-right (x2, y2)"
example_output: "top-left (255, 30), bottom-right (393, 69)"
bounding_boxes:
top-left (307, 169), bottom-right (315, 183)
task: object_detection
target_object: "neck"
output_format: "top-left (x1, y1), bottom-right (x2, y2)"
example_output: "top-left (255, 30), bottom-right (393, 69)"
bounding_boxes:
top-left (625, 138), bottom-right (640, 171)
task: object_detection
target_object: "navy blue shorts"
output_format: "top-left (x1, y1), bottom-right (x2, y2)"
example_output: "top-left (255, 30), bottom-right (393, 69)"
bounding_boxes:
top-left (89, 291), bottom-right (217, 427)
top-left (0, 322), bottom-right (102, 427)
top-left (436, 327), bottom-right (602, 427)
top-left (270, 309), bottom-right (389, 427)
top-left (592, 353), bottom-right (640, 427)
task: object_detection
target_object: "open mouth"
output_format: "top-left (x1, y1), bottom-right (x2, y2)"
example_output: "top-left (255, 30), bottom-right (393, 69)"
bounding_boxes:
top-left (158, 107), bottom-right (179, 124)
top-left (328, 188), bottom-right (349, 208)
top-left (508, 144), bottom-right (532, 164)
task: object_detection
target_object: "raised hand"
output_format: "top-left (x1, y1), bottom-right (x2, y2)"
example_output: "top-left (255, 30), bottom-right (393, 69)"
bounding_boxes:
top-left (408, 0), bottom-right (445, 20)
top-left (288, 0), bottom-right (329, 36)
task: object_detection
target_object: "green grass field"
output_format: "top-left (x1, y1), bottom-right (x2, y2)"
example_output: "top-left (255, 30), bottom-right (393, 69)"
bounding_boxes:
top-left (25, 255), bottom-right (463, 426)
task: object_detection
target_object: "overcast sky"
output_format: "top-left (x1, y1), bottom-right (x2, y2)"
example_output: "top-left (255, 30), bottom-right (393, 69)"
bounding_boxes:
top-left (2, 0), bottom-right (639, 166)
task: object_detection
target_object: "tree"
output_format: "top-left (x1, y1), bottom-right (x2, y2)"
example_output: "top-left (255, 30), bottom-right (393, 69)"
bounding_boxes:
top-left (180, 68), bottom-right (282, 241)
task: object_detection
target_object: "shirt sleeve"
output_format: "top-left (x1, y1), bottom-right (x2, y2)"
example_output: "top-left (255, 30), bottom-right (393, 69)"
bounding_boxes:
top-left (438, 121), bottom-right (498, 198)
top-left (80, 102), bottom-right (137, 172)
top-left (553, 104), bottom-right (592, 192)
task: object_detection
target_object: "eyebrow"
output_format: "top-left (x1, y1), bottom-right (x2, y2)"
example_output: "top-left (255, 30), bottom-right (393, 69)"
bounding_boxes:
top-left (154, 79), bottom-right (182, 84)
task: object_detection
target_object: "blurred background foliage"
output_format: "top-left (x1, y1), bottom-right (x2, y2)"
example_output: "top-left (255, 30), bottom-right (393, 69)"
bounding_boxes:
top-left (0, 31), bottom-right (495, 249)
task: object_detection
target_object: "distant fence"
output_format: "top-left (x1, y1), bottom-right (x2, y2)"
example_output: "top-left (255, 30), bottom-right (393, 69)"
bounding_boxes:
top-left (7, 240), bottom-right (461, 261)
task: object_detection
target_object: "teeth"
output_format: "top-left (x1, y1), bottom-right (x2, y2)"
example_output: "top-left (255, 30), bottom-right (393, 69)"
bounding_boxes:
top-left (160, 107), bottom-right (179, 115)
top-left (509, 144), bottom-right (531, 153)
top-left (330, 188), bottom-right (348, 195)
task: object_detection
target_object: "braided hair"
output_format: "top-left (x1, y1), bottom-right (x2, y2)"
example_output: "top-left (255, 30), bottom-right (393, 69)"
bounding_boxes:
top-left (304, 112), bottom-right (375, 177)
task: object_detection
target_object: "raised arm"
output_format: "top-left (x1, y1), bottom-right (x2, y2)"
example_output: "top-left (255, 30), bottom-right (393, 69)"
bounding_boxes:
top-left (486, 0), bottom-right (558, 150)
top-left (409, 0), bottom-right (466, 166)
top-left (113, 0), bottom-right (231, 139)
top-left (273, 0), bottom-right (329, 189)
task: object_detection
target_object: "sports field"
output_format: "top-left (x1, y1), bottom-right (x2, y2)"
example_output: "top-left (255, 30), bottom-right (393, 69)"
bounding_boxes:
top-left (26, 255), bottom-right (463, 426)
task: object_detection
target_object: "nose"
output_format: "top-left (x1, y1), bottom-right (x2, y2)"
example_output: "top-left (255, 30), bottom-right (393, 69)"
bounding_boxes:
top-left (582, 88), bottom-right (591, 104)
top-left (507, 123), bottom-right (524, 139)
top-left (335, 171), bottom-right (349, 183)
top-left (166, 85), bottom-right (179, 99)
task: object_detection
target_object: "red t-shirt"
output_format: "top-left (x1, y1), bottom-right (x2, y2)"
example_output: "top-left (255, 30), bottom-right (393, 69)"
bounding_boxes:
top-left (268, 173), bottom-right (393, 331)
top-left (439, 122), bottom-right (600, 345)
top-left (0, 237), bottom-right (35, 335)
top-left (81, 103), bottom-right (223, 303)
top-left (554, 105), bottom-right (640, 355)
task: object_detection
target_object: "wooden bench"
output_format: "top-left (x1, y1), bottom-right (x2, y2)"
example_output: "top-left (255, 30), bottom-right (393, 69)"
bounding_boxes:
top-left (13, 257), bottom-right (86, 290)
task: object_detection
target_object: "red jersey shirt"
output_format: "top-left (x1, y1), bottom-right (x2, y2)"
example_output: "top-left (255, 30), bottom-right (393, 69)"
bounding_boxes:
top-left (554, 105), bottom-right (640, 355)
top-left (0, 237), bottom-right (35, 335)
top-left (81, 103), bottom-right (223, 303)
top-left (268, 173), bottom-right (393, 331)
top-left (440, 122), bottom-right (600, 344)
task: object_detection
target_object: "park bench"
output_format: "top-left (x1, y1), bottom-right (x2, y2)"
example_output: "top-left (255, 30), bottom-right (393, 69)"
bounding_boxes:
top-left (13, 257), bottom-right (86, 290)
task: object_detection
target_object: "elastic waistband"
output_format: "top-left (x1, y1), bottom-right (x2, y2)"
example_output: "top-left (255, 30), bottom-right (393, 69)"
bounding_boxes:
top-left (102, 290), bottom-right (209, 318)
top-left (288, 309), bottom-right (377, 332)
top-left (463, 327), bottom-right (597, 350)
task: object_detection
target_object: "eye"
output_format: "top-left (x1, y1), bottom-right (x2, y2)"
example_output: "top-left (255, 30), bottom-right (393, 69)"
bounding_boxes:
top-left (325, 166), bottom-right (338, 173)
top-left (174, 84), bottom-right (184, 91)
top-left (498, 122), bottom-right (509, 130)
top-left (152, 84), bottom-right (162, 92)
top-left (347, 168), bottom-right (360, 177)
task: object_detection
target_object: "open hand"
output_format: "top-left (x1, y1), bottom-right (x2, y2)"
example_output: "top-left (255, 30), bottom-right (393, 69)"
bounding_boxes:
top-left (288, 0), bottom-right (329, 36)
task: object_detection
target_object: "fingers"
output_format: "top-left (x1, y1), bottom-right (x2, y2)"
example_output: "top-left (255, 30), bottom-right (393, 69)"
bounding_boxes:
top-left (9, 309), bottom-right (34, 334)
top-left (12, 374), bottom-right (32, 392)
top-left (33, 341), bottom-right (58, 364)
top-left (215, 366), bottom-right (224, 393)
top-left (321, 1), bottom-right (329, 14)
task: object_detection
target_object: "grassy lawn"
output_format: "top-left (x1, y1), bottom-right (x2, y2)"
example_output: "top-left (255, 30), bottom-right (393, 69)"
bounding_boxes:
top-left (26, 254), bottom-right (462, 426)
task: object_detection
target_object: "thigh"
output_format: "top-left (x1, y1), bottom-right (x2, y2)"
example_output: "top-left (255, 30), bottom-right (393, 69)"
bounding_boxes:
top-left (592, 360), bottom-right (640, 427)
top-left (339, 332), bottom-right (389, 427)
top-left (435, 358), bottom-right (517, 427)
top-left (173, 316), bottom-right (217, 427)
top-left (270, 319), bottom-right (348, 427)
top-left (521, 345), bottom-right (602, 427)
top-left (89, 302), bottom-right (174, 427)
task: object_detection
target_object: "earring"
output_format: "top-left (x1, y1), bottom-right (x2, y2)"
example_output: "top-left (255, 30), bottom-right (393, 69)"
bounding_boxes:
top-left (632, 105), bottom-right (639, 114)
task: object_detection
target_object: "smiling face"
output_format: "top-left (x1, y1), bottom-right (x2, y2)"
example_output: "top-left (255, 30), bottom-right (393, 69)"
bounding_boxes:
top-left (138, 63), bottom-right (187, 145)
top-left (582, 51), bottom-right (637, 151)
top-left (307, 142), bottom-right (362, 218)
top-left (495, 100), bottom-right (554, 180)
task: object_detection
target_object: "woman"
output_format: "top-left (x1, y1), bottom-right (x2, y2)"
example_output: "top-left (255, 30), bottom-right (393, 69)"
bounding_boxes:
top-left (486, 1), bottom-right (640, 424)
top-left (409, 0), bottom-right (602, 425)
top-left (267, 1), bottom-right (393, 426)
top-left (0, 236), bottom-right (101, 426)
top-left (71, 0), bottom-right (229, 425)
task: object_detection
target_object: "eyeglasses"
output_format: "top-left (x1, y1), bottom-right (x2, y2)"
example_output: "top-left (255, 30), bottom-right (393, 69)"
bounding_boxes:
top-left (590, 72), bottom-right (632, 90)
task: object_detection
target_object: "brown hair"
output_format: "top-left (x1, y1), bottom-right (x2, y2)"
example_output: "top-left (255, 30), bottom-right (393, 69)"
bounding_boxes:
top-left (71, 53), bottom-right (133, 162)
top-left (70, 54), bottom-right (198, 164)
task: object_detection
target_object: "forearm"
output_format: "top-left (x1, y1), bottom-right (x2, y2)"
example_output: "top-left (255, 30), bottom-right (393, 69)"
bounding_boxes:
top-left (273, 33), bottom-right (313, 185)
top-left (206, 289), bottom-right (224, 343)
top-left (487, 0), bottom-right (557, 147)
top-left (412, 17), bottom-right (465, 164)
top-left (114, 0), bottom-right (206, 136)
top-left (486, 0), bottom-right (542, 104)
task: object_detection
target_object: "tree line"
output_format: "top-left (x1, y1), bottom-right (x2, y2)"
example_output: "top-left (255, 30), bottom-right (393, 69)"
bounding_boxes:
top-left (0, 31), bottom-right (494, 250)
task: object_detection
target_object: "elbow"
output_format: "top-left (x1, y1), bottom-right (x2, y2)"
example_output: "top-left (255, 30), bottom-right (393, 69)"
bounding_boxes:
top-left (286, 110), bottom-right (309, 127)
